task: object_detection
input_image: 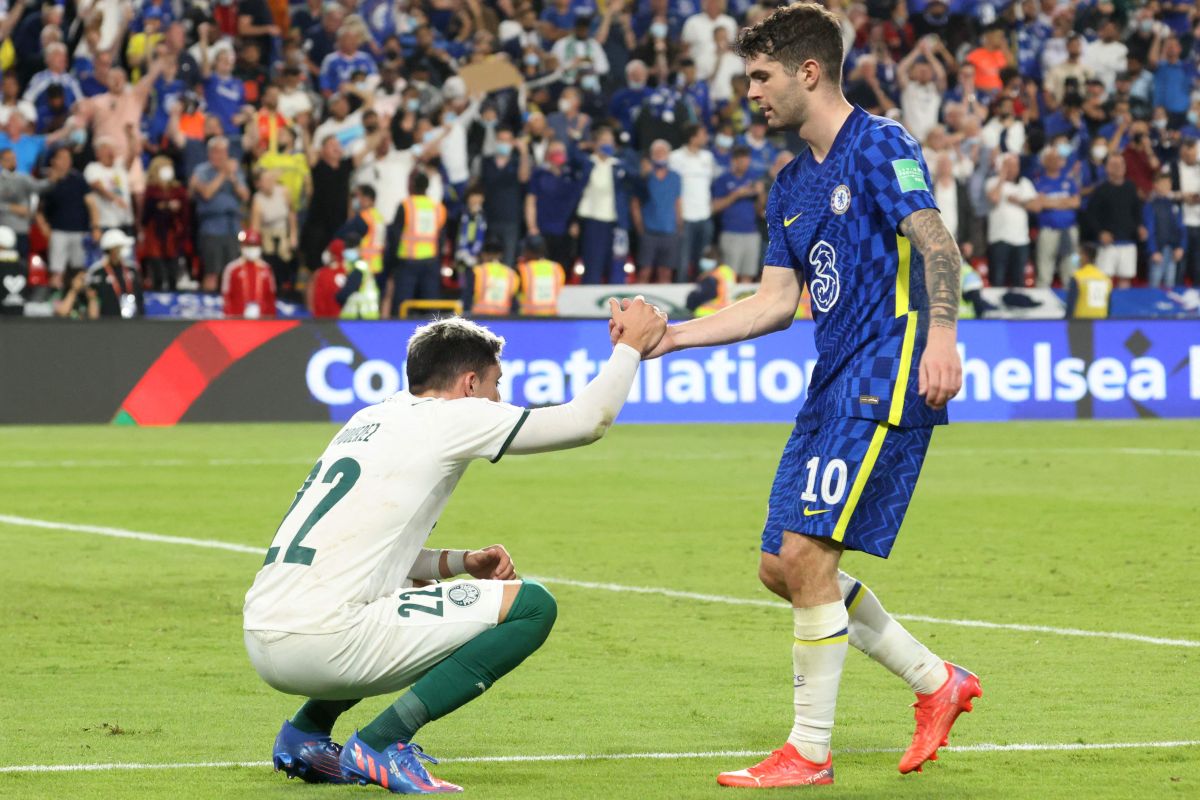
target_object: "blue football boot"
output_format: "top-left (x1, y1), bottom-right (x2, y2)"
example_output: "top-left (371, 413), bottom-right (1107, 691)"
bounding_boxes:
top-left (340, 731), bottom-right (463, 794)
top-left (271, 719), bottom-right (353, 784)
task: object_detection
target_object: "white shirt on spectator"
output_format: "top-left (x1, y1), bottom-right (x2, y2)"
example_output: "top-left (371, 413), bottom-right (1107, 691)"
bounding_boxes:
top-left (550, 36), bottom-right (611, 77)
top-left (278, 87), bottom-right (315, 121)
top-left (709, 51), bottom-right (744, 102)
top-left (985, 176), bottom-right (1037, 245)
top-left (1082, 40), bottom-right (1127, 93)
top-left (934, 179), bottom-right (958, 241)
top-left (669, 146), bottom-right (716, 222)
top-left (83, 161), bottom-right (134, 228)
top-left (1179, 160), bottom-right (1200, 227)
top-left (355, 147), bottom-right (443, 222)
top-left (313, 110), bottom-right (367, 157)
top-left (901, 81), bottom-right (941, 144)
top-left (681, 12), bottom-right (738, 78)
top-left (576, 156), bottom-right (617, 222)
top-left (982, 117), bottom-right (1025, 155)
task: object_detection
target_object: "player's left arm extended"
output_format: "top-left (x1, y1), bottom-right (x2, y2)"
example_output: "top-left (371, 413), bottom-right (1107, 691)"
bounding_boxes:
top-left (898, 208), bottom-right (963, 410)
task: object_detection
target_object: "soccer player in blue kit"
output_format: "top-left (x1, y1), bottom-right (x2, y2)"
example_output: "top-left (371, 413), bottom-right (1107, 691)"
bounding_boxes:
top-left (612, 2), bottom-right (981, 788)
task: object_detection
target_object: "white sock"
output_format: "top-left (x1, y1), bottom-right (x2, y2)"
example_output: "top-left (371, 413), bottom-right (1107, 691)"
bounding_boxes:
top-left (838, 571), bottom-right (947, 695)
top-left (787, 601), bottom-right (848, 764)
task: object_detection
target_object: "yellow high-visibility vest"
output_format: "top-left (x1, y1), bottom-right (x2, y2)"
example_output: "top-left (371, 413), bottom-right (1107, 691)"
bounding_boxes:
top-left (518, 258), bottom-right (566, 316)
top-left (339, 259), bottom-right (380, 319)
top-left (472, 261), bottom-right (517, 316)
top-left (397, 195), bottom-right (445, 261)
top-left (1070, 263), bottom-right (1112, 319)
top-left (358, 207), bottom-right (385, 274)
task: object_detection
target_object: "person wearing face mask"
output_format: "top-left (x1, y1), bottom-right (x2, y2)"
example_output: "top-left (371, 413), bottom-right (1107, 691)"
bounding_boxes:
top-left (633, 139), bottom-right (682, 283)
top-left (525, 140), bottom-right (586, 270)
top-left (547, 87), bottom-right (592, 149)
top-left (221, 230), bottom-right (278, 319)
top-left (686, 246), bottom-right (737, 316)
top-left (575, 125), bottom-right (633, 284)
top-left (481, 129), bottom-right (532, 267)
top-left (336, 233), bottom-right (383, 320)
top-left (1032, 144), bottom-right (1081, 287)
top-left (141, 154), bottom-right (193, 291)
top-left (668, 123), bottom-right (717, 282)
top-left (609, 60), bottom-right (651, 136)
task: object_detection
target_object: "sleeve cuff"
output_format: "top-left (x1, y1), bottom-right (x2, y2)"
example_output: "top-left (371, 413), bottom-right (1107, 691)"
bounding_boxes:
top-left (490, 408), bottom-right (531, 464)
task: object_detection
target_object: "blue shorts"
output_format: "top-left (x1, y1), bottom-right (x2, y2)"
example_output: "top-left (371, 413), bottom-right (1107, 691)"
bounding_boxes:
top-left (762, 418), bottom-right (934, 559)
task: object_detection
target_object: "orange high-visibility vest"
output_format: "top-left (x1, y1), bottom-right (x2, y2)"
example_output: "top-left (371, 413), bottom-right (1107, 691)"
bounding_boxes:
top-left (358, 206), bottom-right (385, 274)
top-left (695, 264), bottom-right (738, 316)
top-left (472, 261), bottom-right (517, 316)
top-left (397, 195), bottom-right (445, 260)
top-left (517, 258), bottom-right (565, 316)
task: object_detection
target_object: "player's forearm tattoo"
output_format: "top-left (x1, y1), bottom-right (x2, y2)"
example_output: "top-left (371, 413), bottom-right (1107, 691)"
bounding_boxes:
top-left (900, 209), bottom-right (960, 330)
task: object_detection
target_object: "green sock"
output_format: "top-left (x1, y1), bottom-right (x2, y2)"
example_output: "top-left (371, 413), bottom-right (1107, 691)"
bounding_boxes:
top-left (290, 698), bottom-right (360, 736)
top-left (358, 692), bottom-right (431, 750)
top-left (358, 580), bottom-right (557, 750)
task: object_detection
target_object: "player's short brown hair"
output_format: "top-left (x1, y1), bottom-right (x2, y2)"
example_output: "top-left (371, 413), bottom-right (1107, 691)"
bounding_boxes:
top-left (407, 317), bottom-right (505, 393)
top-left (735, 2), bottom-right (844, 85)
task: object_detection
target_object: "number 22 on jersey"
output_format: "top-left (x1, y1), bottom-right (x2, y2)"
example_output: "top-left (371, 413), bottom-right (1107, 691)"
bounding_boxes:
top-left (264, 457), bottom-right (362, 566)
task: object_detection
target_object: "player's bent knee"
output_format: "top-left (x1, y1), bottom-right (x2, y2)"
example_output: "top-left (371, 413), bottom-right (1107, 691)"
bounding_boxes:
top-left (504, 579), bottom-right (558, 641)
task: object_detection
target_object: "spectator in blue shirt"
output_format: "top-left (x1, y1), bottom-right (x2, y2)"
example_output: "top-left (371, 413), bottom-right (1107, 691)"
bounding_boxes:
top-left (738, 116), bottom-right (776, 178)
top-left (1143, 172), bottom-right (1186, 288)
top-left (23, 44), bottom-right (83, 133)
top-left (540, 0), bottom-right (579, 44)
top-left (203, 49), bottom-right (248, 137)
top-left (632, 139), bottom-right (681, 283)
top-left (320, 26), bottom-right (378, 97)
top-left (1152, 37), bottom-right (1192, 125)
top-left (1032, 145), bottom-right (1081, 287)
top-left (711, 145), bottom-right (763, 282)
top-left (608, 60), bottom-right (650, 137)
top-left (525, 140), bottom-right (586, 270)
top-left (305, 4), bottom-right (347, 77)
top-left (0, 113), bottom-right (53, 174)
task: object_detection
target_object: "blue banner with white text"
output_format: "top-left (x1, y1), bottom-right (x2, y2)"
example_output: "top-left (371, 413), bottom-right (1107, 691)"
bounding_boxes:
top-left (306, 320), bottom-right (1200, 423)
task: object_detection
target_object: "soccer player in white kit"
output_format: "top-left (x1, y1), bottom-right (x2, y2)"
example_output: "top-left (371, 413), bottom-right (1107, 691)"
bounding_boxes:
top-left (244, 301), bottom-right (667, 794)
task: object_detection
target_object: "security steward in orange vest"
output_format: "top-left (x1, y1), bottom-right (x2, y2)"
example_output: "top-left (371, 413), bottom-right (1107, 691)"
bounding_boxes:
top-left (335, 184), bottom-right (387, 275)
top-left (463, 237), bottom-right (518, 317)
top-left (517, 235), bottom-right (566, 316)
top-left (386, 172), bottom-right (446, 316)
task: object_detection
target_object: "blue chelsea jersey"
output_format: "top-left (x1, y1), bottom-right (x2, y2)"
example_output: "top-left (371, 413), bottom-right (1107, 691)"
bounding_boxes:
top-left (764, 107), bottom-right (949, 430)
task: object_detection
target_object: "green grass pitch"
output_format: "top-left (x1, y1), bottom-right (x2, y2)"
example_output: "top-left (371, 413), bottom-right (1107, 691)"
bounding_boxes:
top-left (1, 420), bottom-right (1198, 799)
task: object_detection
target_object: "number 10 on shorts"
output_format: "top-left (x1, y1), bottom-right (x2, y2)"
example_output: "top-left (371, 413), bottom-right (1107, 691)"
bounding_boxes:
top-left (800, 456), bottom-right (849, 505)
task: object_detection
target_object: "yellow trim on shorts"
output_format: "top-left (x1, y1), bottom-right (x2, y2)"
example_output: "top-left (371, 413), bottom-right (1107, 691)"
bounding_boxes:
top-left (889, 234), bottom-right (918, 426)
top-left (832, 423), bottom-right (889, 543)
top-left (794, 634), bottom-right (849, 646)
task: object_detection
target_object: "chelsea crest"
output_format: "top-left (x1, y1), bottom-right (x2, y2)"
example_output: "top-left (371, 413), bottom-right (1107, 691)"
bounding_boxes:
top-left (830, 184), bottom-right (851, 215)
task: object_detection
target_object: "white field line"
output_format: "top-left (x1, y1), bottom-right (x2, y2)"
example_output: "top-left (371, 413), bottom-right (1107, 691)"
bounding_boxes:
top-left (2, 740), bottom-right (1199, 774)
top-left (0, 457), bottom-right (313, 469)
top-left (0, 447), bottom-right (1195, 468)
top-left (2, 513), bottom-right (1198, 649)
top-left (527, 576), bottom-right (1200, 649)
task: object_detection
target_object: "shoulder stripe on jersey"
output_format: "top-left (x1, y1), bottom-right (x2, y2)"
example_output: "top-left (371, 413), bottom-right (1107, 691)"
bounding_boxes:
top-left (490, 409), bottom-right (531, 464)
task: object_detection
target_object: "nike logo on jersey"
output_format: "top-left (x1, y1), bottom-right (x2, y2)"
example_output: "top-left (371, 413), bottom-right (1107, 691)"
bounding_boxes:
top-left (784, 212), bottom-right (802, 227)
top-left (803, 507), bottom-right (830, 517)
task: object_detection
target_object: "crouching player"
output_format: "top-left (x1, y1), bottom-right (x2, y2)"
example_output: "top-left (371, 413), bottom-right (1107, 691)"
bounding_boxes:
top-left (243, 301), bottom-right (667, 793)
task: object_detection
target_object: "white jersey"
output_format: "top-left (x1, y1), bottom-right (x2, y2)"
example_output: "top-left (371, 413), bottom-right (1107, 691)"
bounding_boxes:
top-left (243, 392), bottom-right (529, 634)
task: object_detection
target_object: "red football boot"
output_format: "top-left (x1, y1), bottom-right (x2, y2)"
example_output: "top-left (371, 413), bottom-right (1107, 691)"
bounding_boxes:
top-left (899, 661), bottom-right (983, 774)
top-left (717, 743), bottom-right (834, 788)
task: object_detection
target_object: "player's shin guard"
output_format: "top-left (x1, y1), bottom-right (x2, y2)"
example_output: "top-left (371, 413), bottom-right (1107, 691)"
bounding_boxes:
top-left (787, 601), bottom-right (849, 764)
top-left (838, 571), bottom-right (946, 695)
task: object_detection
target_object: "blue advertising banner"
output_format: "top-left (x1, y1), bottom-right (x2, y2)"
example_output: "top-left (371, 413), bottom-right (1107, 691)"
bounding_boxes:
top-left (304, 320), bottom-right (1200, 424)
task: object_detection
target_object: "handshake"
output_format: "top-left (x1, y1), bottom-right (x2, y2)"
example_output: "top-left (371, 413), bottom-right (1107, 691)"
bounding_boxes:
top-left (607, 296), bottom-right (670, 359)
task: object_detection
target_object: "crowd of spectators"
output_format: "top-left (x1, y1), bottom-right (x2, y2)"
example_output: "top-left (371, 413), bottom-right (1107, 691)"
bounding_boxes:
top-left (3, 0), bottom-right (1200, 320)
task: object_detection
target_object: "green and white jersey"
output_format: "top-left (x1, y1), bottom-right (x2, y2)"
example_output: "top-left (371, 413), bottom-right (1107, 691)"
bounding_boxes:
top-left (243, 392), bottom-right (529, 634)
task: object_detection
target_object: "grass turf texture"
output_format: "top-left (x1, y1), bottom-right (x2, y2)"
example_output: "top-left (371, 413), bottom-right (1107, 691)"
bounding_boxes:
top-left (0, 420), bottom-right (1197, 800)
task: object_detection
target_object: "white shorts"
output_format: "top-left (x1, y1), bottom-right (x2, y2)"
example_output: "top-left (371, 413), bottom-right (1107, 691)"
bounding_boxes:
top-left (48, 231), bottom-right (88, 273)
top-left (244, 579), bottom-right (514, 700)
top-left (1097, 243), bottom-right (1137, 279)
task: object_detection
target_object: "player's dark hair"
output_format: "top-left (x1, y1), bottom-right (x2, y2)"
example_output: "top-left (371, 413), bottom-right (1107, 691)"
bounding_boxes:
top-left (735, 2), bottom-right (843, 85)
top-left (406, 318), bottom-right (505, 394)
